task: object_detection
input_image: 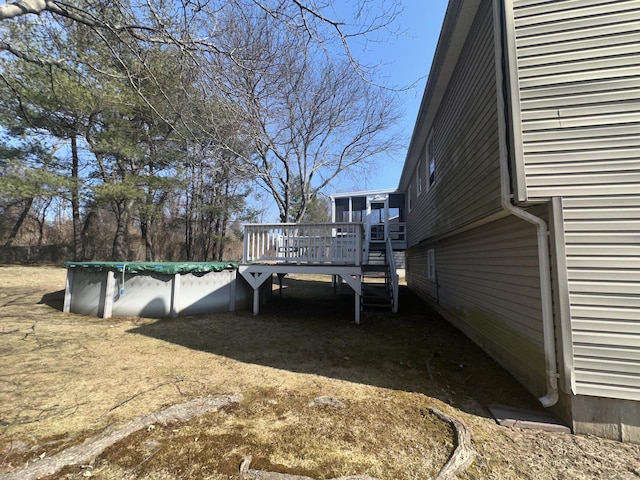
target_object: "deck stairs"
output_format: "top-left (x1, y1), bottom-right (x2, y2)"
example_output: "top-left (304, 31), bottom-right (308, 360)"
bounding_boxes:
top-left (361, 242), bottom-right (393, 311)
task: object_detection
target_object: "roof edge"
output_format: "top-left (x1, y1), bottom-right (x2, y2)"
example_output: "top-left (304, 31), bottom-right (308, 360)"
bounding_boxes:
top-left (398, 0), bottom-right (483, 191)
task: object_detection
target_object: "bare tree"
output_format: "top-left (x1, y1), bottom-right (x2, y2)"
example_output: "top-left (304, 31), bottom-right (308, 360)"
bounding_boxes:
top-left (0, 138), bottom-right (66, 247)
top-left (0, 0), bottom-right (402, 142)
top-left (213, 11), bottom-right (401, 222)
top-left (0, 0), bottom-right (403, 261)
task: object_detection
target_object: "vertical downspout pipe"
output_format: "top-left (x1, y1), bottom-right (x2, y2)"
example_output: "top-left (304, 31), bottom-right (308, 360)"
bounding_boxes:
top-left (499, 182), bottom-right (559, 407)
top-left (494, 0), bottom-right (559, 407)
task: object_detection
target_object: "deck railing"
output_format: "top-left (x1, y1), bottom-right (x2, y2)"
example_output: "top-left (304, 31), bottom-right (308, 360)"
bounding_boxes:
top-left (367, 221), bottom-right (407, 246)
top-left (243, 222), bottom-right (363, 265)
top-left (386, 235), bottom-right (399, 314)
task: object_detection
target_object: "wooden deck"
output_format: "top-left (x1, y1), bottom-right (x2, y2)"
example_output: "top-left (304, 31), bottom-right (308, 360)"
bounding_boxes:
top-left (240, 222), bottom-right (399, 324)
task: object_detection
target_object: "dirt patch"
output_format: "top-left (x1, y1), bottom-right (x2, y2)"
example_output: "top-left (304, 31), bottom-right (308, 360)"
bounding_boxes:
top-left (1, 266), bottom-right (639, 479)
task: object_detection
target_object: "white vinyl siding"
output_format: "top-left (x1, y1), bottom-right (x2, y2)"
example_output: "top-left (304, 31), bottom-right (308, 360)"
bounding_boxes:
top-left (561, 196), bottom-right (640, 401)
top-left (407, 214), bottom-right (546, 395)
top-left (407, 0), bottom-right (502, 247)
top-left (507, 0), bottom-right (640, 200)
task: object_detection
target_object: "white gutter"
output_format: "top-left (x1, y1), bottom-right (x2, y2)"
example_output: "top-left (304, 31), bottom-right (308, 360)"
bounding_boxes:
top-left (498, 172), bottom-right (559, 407)
top-left (493, 0), bottom-right (558, 407)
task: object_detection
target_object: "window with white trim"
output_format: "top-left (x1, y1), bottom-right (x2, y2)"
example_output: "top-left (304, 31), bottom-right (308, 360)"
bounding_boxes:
top-left (427, 248), bottom-right (436, 282)
top-left (427, 137), bottom-right (436, 186)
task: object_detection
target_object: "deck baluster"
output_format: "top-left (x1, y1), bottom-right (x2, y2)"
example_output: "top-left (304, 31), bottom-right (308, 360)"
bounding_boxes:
top-left (243, 223), bottom-right (363, 265)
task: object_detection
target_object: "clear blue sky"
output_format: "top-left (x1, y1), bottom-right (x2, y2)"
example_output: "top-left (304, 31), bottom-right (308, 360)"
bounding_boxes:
top-left (336, 0), bottom-right (449, 193)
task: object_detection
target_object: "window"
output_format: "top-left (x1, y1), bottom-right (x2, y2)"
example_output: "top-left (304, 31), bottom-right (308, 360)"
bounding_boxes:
top-left (427, 137), bottom-right (436, 186)
top-left (427, 248), bottom-right (436, 282)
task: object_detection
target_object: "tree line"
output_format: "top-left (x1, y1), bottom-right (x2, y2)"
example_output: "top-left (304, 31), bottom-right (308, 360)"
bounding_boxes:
top-left (0, 0), bottom-right (401, 262)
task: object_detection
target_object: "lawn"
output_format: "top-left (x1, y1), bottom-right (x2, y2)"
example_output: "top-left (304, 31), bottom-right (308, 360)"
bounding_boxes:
top-left (1, 265), bottom-right (638, 479)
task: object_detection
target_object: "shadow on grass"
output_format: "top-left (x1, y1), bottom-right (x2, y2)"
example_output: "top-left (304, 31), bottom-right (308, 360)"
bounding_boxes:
top-left (39, 289), bottom-right (65, 311)
top-left (127, 276), bottom-right (544, 419)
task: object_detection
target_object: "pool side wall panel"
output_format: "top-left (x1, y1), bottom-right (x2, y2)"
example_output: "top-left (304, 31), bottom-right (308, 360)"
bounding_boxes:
top-left (66, 269), bottom-right (107, 317)
top-left (65, 269), bottom-right (251, 318)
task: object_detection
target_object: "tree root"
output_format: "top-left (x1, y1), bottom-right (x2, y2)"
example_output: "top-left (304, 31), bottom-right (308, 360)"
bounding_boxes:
top-left (429, 407), bottom-right (476, 480)
top-left (93, 378), bottom-right (184, 423)
top-left (239, 456), bottom-right (381, 480)
top-left (0, 393), bottom-right (242, 480)
top-left (237, 406), bottom-right (475, 480)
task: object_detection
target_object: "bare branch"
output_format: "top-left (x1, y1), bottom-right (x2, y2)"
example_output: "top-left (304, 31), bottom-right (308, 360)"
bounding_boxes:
top-left (0, 0), bottom-right (48, 20)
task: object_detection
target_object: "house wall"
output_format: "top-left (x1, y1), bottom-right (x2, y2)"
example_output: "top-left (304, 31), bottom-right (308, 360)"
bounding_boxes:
top-left (407, 213), bottom-right (547, 397)
top-left (402, 0), bottom-right (640, 441)
top-left (505, 0), bottom-right (640, 201)
top-left (502, 0), bottom-right (640, 439)
top-left (404, 0), bottom-right (551, 401)
top-left (556, 196), bottom-right (640, 403)
top-left (406, 0), bottom-right (503, 247)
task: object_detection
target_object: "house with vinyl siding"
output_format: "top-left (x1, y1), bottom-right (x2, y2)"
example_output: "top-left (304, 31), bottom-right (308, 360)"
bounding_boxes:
top-left (400, 0), bottom-right (640, 441)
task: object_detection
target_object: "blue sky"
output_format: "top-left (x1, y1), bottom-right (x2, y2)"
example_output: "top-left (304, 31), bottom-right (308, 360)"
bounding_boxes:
top-left (336, 0), bottom-right (449, 193)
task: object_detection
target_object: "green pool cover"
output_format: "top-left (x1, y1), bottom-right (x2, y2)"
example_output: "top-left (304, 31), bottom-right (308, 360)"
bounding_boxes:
top-left (64, 261), bottom-right (239, 274)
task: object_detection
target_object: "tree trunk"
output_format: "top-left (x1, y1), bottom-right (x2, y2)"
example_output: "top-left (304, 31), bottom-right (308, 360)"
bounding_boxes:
top-left (70, 135), bottom-right (83, 260)
top-left (140, 218), bottom-right (155, 261)
top-left (81, 211), bottom-right (96, 260)
top-left (4, 198), bottom-right (33, 247)
top-left (36, 200), bottom-right (52, 246)
top-left (111, 199), bottom-right (130, 260)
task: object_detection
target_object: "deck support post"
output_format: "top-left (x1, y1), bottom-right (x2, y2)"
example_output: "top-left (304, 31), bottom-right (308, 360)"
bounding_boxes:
top-left (277, 273), bottom-right (286, 297)
top-left (253, 288), bottom-right (260, 315)
top-left (239, 265), bottom-right (362, 323)
top-left (338, 273), bottom-right (362, 325)
top-left (238, 267), bottom-right (274, 315)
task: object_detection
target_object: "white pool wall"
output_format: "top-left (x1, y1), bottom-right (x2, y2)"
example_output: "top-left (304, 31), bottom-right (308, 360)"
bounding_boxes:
top-left (63, 267), bottom-right (255, 318)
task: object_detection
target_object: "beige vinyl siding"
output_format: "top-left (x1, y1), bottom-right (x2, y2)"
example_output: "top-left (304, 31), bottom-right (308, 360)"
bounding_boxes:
top-left (406, 247), bottom-right (437, 301)
top-left (407, 214), bottom-right (546, 395)
top-left (407, 0), bottom-right (502, 247)
top-left (507, 0), bottom-right (640, 200)
top-left (561, 196), bottom-right (640, 401)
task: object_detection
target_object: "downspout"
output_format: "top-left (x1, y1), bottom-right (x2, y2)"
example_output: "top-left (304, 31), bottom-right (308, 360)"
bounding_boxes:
top-left (498, 168), bottom-right (559, 407)
top-left (494, 0), bottom-right (558, 407)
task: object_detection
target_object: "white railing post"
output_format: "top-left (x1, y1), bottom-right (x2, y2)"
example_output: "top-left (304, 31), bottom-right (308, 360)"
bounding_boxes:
top-left (355, 223), bottom-right (362, 266)
top-left (242, 222), bottom-right (365, 265)
top-left (243, 229), bottom-right (249, 262)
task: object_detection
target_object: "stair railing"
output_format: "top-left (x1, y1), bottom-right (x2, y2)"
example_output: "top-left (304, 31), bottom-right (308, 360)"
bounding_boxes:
top-left (385, 235), bottom-right (399, 313)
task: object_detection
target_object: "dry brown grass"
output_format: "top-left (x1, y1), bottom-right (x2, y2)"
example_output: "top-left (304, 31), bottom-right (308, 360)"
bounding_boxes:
top-left (1, 265), bottom-right (639, 480)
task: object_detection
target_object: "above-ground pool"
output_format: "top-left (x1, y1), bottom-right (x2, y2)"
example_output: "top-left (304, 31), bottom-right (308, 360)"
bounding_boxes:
top-left (63, 261), bottom-right (254, 318)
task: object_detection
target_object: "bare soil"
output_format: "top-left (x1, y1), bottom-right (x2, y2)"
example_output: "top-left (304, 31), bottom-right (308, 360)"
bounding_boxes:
top-left (1, 265), bottom-right (639, 479)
